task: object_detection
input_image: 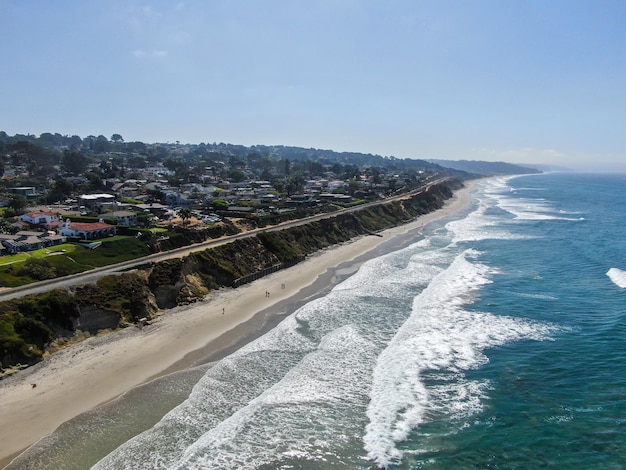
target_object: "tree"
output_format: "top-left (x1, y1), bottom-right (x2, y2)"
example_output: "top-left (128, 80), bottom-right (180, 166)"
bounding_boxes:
top-left (271, 177), bottom-right (286, 195)
top-left (146, 188), bottom-right (166, 204)
top-left (211, 199), bottom-right (228, 210)
top-left (92, 135), bottom-right (111, 153)
top-left (343, 164), bottom-right (360, 180)
top-left (127, 141), bottom-right (147, 154)
top-left (127, 155), bottom-right (146, 169)
top-left (61, 150), bottom-right (88, 176)
top-left (38, 132), bottom-right (61, 147)
top-left (348, 180), bottom-right (361, 196)
top-left (9, 140), bottom-right (43, 165)
top-left (227, 169), bottom-right (246, 183)
top-left (8, 194), bottom-right (27, 214)
top-left (47, 178), bottom-right (74, 203)
top-left (178, 208), bottom-right (192, 226)
top-left (84, 170), bottom-right (105, 191)
top-left (111, 133), bottom-right (124, 143)
top-left (68, 135), bottom-right (83, 148)
top-left (286, 175), bottom-right (305, 196)
top-left (0, 219), bottom-right (19, 235)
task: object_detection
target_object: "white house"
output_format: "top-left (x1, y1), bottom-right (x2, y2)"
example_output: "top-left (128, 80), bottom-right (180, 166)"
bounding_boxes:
top-left (57, 219), bottom-right (116, 240)
top-left (79, 193), bottom-right (116, 210)
top-left (108, 210), bottom-right (138, 227)
top-left (18, 211), bottom-right (60, 228)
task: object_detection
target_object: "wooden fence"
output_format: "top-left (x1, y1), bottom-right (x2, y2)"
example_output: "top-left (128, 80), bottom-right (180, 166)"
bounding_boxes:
top-left (232, 256), bottom-right (306, 288)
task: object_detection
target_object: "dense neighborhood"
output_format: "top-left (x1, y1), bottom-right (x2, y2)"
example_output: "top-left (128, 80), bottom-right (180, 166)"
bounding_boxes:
top-left (0, 131), bottom-right (454, 260)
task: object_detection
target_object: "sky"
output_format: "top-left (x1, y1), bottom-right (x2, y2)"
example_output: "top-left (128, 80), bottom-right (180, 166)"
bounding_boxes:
top-left (1, 0), bottom-right (625, 171)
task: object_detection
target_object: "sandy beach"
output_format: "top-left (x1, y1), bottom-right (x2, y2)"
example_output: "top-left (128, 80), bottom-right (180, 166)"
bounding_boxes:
top-left (0, 181), bottom-right (476, 467)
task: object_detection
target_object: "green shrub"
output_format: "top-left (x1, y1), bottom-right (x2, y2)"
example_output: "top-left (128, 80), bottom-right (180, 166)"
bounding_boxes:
top-left (16, 258), bottom-right (56, 281)
top-left (257, 232), bottom-right (302, 262)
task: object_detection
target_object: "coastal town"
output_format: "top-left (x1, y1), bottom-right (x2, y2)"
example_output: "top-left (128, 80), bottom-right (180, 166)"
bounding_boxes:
top-left (0, 132), bottom-right (539, 262)
top-left (0, 132), bottom-right (486, 287)
top-left (0, 131), bottom-right (452, 265)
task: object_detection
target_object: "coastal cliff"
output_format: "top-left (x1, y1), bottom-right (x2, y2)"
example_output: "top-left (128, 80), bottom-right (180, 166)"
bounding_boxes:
top-left (0, 179), bottom-right (462, 372)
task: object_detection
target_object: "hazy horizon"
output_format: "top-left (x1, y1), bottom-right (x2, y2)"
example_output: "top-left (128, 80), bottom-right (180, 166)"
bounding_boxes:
top-left (1, 1), bottom-right (624, 172)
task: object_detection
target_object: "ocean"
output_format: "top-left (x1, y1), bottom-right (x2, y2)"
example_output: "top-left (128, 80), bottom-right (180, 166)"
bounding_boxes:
top-left (9, 172), bottom-right (626, 469)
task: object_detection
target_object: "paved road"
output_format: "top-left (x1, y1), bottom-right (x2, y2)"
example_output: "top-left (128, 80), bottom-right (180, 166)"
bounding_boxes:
top-left (0, 177), bottom-right (452, 301)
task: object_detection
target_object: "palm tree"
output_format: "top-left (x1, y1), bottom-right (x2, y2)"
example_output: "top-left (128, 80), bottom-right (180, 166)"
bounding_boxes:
top-left (178, 208), bottom-right (192, 226)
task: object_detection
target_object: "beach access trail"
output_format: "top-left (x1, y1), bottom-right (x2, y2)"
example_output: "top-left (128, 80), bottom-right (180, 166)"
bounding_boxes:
top-left (0, 181), bottom-right (476, 468)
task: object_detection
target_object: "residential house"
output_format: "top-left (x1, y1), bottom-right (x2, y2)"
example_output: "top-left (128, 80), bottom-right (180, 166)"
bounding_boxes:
top-left (7, 187), bottom-right (37, 197)
top-left (57, 219), bottom-right (116, 240)
top-left (111, 180), bottom-right (145, 199)
top-left (165, 191), bottom-right (191, 208)
top-left (286, 194), bottom-right (319, 207)
top-left (79, 193), bottom-right (116, 211)
top-left (18, 211), bottom-right (60, 228)
top-left (319, 193), bottom-right (353, 203)
top-left (107, 210), bottom-right (138, 227)
top-left (0, 231), bottom-right (66, 254)
top-left (129, 203), bottom-right (170, 220)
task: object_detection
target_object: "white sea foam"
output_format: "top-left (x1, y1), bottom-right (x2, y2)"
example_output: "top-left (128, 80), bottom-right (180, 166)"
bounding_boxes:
top-left (478, 178), bottom-right (584, 222)
top-left (168, 325), bottom-right (376, 469)
top-left (494, 194), bottom-right (582, 221)
top-left (363, 250), bottom-right (558, 468)
top-left (607, 268), bottom-right (626, 289)
top-left (94, 178), bottom-right (562, 469)
top-left (446, 198), bottom-right (530, 243)
top-left (446, 179), bottom-right (542, 243)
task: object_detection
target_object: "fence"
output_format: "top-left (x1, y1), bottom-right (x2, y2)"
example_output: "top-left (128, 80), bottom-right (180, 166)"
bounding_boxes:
top-left (232, 256), bottom-right (306, 288)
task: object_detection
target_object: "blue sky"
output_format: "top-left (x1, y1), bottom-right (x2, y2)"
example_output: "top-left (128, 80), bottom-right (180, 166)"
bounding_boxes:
top-left (1, 1), bottom-right (624, 170)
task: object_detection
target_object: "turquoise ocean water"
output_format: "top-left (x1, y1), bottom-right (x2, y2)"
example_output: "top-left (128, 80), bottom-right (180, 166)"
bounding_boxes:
top-left (9, 172), bottom-right (626, 469)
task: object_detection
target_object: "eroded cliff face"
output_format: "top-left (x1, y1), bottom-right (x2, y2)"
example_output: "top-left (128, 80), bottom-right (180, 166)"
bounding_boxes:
top-left (74, 305), bottom-right (120, 334)
top-left (0, 180), bottom-right (462, 369)
top-left (139, 180), bottom-right (462, 306)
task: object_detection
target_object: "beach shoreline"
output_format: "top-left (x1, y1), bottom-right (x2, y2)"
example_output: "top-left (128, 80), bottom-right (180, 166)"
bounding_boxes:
top-left (0, 180), bottom-right (477, 468)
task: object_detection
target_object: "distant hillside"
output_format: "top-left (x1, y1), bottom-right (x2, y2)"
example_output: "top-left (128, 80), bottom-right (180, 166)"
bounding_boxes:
top-left (428, 159), bottom-right (541, 176)
top-left (522, 163), bottom-right (571, 172)
top-left (251, 144), bottom-right (455, 174)
top-left (9, 130), bottom-right (542, 180)
top-left (0, 130), bottom-right (469, 177)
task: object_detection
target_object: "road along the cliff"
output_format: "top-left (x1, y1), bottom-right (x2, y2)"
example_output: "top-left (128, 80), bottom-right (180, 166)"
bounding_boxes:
top-left (0, 177), bottom-right (455, 302)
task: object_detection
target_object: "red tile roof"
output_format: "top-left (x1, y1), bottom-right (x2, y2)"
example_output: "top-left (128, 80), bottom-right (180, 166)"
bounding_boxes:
top-left (65, 222), bottom-right (114, 232)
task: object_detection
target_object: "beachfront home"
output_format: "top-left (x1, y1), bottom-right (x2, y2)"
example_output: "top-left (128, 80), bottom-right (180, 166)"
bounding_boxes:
top-left (57, 219), bottom-right (116, 240)
top-left (0, 231), bottom-right (67, 254)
